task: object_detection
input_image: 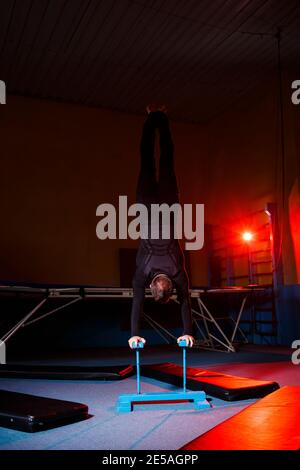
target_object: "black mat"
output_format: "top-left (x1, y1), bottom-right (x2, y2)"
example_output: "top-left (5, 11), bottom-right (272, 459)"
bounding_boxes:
top-left (181, 386), bottom-right (300, 450)
top-left (140, 362), bottom-right (279, 401)
top-left (0, 364), bottom-right (134, 380)
top-left (0, 389), bottom-right (89, 432)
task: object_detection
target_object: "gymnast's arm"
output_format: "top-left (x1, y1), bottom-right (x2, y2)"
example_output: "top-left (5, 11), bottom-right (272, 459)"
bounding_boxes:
top-left (174, 270), bottom-right (194, 346)
top-left (128, 271), bottom-right (146, 348)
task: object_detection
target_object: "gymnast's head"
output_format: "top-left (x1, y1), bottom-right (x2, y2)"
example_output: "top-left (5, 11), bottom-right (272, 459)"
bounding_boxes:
top-left (150, 274), bottom-right (173, 303)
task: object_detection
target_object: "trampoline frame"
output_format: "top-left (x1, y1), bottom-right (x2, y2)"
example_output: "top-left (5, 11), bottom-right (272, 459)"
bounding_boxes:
top-left (0, 285), bottom-right (263, 352)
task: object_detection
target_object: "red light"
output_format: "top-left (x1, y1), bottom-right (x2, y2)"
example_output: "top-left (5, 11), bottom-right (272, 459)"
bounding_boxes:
top-left (242, 231), bottom-right (253, 241)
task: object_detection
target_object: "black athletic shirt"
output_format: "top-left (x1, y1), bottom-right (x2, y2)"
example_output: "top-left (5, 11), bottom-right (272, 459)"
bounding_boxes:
top-left (130, 237), bottom-right (193, 336)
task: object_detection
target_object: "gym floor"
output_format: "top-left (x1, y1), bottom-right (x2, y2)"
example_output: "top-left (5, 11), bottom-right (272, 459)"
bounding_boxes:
top-left (0, 345), bottom-right (296, 450)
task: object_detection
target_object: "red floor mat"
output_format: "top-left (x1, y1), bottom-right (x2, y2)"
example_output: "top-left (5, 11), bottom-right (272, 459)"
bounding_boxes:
top-left (181, 386), bottom-right (300, 450)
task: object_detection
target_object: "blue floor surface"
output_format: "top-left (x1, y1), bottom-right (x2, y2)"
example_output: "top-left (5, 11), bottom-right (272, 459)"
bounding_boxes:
top-left (0, 345), bottom-right (294, 450)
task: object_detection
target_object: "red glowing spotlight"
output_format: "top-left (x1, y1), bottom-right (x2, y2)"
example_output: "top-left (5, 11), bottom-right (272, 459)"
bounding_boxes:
top-left (242, 231), bottom-right (253, 242)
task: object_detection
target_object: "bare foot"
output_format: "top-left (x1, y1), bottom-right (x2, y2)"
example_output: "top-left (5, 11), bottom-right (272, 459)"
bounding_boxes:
top-left (146, 103), bottom-right (157, 114)
top-left (157, 104), bottom-right (167, 113)
top-left (146, 103), bottom-right (167, 114)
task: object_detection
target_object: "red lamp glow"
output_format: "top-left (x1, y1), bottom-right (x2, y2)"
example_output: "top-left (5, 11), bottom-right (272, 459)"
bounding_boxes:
top-left (242, 231), bottom-right (253, 242)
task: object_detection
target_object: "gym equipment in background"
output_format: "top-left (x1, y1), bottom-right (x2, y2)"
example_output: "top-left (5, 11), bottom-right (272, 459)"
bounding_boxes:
top-left (0, 389), bottom-right (89, 432)
top-left (140, 362), bottom-right (279, 401)
top-left (0, 364), bottom-right (134, 380)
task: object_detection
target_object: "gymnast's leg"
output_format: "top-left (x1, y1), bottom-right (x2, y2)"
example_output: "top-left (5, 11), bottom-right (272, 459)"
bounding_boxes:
top-left (136, 112), bottom-right (159, 205)
top-left (157, 112), bottom-right (179, 205)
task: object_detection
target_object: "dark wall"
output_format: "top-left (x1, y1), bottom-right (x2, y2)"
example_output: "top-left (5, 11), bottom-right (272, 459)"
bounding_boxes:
top-left (278, 285), bottom-right (300, 345)
top-left (0, 96), bottom-right (209, 287)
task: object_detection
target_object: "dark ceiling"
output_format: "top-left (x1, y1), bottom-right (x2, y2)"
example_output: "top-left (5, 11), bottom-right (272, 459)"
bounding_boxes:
top-left (1, 0), bottom-right (300, 123)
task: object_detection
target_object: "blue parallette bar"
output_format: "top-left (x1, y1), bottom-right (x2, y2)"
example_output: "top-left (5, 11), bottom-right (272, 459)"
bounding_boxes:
top-left (178, 339), bottom-right (188, 392)
top-left (183, 346), bottom-right (186, 392)
top-left (117, 338), bottom-right (210, 413)
top-left (117, 391), bottom-right (209, 413)
top-left (132, 341), bottom-right (144, 395)
top-left (136, 349), bottom-right (140, 394)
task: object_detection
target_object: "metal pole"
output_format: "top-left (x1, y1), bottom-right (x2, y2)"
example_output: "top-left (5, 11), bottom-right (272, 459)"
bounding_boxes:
top-left (230, 294), bottom-right (248, 343)
top-left (1, 298), bottom-right (47, 343)
top-left (136, 348), bottom-right (141, 394)
top-left (182, 346), bottom-right (186, 392)
top-left (25, 297), bottom-right (82, 327)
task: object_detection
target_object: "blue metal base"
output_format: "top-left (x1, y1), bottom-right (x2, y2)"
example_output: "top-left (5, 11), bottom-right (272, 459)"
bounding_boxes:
top-left (117, 391), bottom-right (210, 413)
top-left (118, 337), bottom-right (209, 413)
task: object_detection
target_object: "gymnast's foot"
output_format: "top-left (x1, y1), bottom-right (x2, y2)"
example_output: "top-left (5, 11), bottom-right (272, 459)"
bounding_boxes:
top-left (146, 103), bottom-right (167, 114)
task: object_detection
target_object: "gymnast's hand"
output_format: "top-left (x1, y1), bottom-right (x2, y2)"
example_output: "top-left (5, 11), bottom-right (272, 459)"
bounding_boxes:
top-left (128, 336), bottom-right (146, 349)
top-left (177, 335), bottom-right (194, 348)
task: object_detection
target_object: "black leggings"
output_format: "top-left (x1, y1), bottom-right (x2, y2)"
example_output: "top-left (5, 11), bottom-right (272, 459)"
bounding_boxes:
top-left (136, 112), bottom-right (179, 206)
